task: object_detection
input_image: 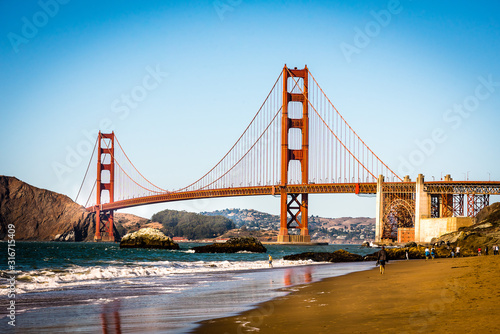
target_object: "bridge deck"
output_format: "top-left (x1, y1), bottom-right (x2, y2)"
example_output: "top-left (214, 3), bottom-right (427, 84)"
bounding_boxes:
top-left (423, 181), bottom-right (500, 194)
top-left (86, 181), bottom-right (500, 212)
top-left (87, 183), bottom-right (377, 212)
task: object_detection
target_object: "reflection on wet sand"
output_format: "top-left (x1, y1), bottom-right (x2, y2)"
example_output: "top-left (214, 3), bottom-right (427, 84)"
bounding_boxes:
top-left (101, 300), bottom-right (122, 334)
top-left (97, 267), bottom-right (316, 333)
top-left (284, 266), bottom-right (314, 286)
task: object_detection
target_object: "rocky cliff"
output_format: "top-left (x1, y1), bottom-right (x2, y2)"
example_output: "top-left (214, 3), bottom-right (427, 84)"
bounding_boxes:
top-left (0, 175), bottom-right (119, 241)
top-left (434, 202), bottom-right (500, 255)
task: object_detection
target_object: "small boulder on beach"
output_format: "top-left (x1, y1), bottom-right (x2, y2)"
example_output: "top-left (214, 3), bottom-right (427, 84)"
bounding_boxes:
top-left (119, 228), bottom-right (179, 249)
top-left (192, 237), bottom-right (267, 253)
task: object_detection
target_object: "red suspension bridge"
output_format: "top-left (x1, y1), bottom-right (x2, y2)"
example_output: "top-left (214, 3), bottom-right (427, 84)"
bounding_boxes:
top-left (76, 65), bottom-right (500, 243)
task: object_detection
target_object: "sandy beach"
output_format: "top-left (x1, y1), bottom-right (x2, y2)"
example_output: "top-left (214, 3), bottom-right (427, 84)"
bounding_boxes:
top-left (193, 256), bottom-right (500, 333)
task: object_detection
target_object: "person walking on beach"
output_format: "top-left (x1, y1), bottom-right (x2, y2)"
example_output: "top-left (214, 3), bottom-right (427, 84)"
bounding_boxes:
top-left (478, 247), bottom-right (482, 256)
top-left (405, 248), bottom-right (409, 260)
top-left (456, 246), bottom-right (461, 257)
top-left (425, 247), bottom-right (430, 260)
top-left (485, 246), bottom-right (489, 255)
top-left (431, 247), bottom-right (436, 260)
top-left (377, 246), bottom-right (388, 274)
top-left (268, 254), bottom-right (273, 268)
top-left (494, 245), bottom-right (499, 255)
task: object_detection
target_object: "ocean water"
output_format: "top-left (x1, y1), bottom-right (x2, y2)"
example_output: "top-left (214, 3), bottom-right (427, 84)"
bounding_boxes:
top-left (0, 241), bottom-right (377, 333)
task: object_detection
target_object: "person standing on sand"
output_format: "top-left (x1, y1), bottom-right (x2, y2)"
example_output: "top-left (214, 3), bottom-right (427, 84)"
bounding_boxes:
top-left (494, 245), bottom-right (499, 255)
top-left (268, 254), bottom-right (273, 268)
top-left (456, 246), bottom-right (461, 257)
top-left (485, 246), bottom-right (489, 255)
top-left (425, 247), bottom-right (430, 260)
top-left (405, 248), bottom-right (409, 260)
top-left (478, 247), bottom-right (482, 256)
top-left (377, 246), bottom-right (388, 274)
top-left (431, 247), bottom-right (436, 260)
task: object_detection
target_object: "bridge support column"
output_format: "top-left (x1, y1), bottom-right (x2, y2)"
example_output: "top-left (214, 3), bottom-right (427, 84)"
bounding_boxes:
top-left (375, 175), bottom-right (384, 243)
top-left (414, 174), bottom-right (430, 243)
top-left (277, 65), bottom-right (310, 243)
top-left (95, 209), bottom-right (115, 242)
top-left (467, 194), bottom-right (489, 217)
top-left (441, 193), bottom-right (453, 217)
top-left (441, 174), bottom-right (453, 217)
top-left (95, 131), bottom-right (116, 242)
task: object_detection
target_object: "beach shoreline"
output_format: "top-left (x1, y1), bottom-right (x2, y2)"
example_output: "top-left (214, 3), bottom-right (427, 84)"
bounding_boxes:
top-left (192, 256), bottom-right (500, 333)
top-left (1, 242), bottom-right (379, 333)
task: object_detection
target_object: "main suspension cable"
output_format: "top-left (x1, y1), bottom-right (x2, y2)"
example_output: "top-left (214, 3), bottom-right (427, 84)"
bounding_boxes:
top-left (75, 136), bottom-right (98, 203)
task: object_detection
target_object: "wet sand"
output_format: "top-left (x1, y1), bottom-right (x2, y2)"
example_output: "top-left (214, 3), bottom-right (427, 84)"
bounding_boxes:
top-left (193, 256), bottom-right (500, 333)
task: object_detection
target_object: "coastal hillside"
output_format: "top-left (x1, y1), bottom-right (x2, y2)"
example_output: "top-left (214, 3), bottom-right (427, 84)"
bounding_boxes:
top-left (0, 175), bottom-right (147, 241)
top-left (0, 175), bottom-right (106, 241)
top-left (202, 208), bottom-right (375, 243)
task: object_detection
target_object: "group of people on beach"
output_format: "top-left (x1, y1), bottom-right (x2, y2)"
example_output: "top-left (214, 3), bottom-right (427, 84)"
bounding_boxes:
top-left (477, 244), bottom-right (499, 256)
top-left (376, 243), bottom-right (500, 273)
top-left (268, 243), bottom-right (499, 273)
top-left (424, 247), bottom-right (437, 260)
top-left (425, 244), bottom-right (500, 259)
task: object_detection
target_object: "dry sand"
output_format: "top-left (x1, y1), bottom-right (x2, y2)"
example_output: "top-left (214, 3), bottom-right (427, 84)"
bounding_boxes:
top-left (193, 256), bottom-right (500, 333)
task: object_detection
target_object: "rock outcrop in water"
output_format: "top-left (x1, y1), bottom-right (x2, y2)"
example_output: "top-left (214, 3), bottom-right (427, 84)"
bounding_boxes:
top-left (119, 228), bottom-right (179, 249)
top-left (283, 249), bottom-right (364, 262)
top-left (192, 236), bottom-right (267, 253)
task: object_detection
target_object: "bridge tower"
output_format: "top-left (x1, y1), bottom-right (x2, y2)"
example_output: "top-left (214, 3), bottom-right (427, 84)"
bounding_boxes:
top-left (278, 65), bottom-right (311, 243)
top-left (94, 131), bottom-right (115, 242)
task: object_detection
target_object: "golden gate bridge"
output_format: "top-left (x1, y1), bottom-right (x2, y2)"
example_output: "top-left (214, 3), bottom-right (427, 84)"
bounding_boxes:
top-left (76, 65), bottom-right (500, 244)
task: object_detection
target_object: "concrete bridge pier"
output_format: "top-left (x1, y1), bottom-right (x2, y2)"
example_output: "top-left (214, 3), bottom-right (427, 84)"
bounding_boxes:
top-left (414, 174), bottom-right (429, 243)
top-left (375, 175), bottom-right (384, 242)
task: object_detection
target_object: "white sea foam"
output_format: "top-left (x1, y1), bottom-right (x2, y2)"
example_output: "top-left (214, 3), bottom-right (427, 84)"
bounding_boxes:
top-left (0, 259), bottom-right (317, 294)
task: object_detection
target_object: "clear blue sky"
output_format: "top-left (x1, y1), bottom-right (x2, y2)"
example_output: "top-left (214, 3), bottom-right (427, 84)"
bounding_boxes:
top-left (1, 0), bottom-right (499, 219)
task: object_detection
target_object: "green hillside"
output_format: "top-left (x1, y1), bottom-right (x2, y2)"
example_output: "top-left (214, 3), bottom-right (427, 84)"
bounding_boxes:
top-left (152, 209), bottom-right (235, 239)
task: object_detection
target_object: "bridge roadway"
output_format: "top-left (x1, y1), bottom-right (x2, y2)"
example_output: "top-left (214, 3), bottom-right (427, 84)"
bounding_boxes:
top-left (86, 181), bottom-right (500, 212)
